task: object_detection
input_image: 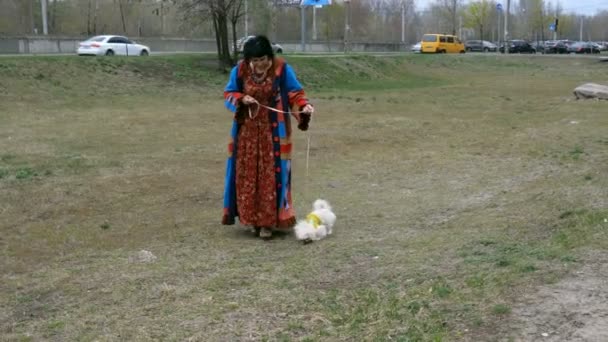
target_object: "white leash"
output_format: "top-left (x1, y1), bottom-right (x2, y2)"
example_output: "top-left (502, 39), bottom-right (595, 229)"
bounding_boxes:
top-left (247, 100), bottom-right (313, 177)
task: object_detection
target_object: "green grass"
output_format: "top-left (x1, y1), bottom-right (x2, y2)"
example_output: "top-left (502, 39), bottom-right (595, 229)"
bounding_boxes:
top-left (1, 53), bottom-right (608, 341)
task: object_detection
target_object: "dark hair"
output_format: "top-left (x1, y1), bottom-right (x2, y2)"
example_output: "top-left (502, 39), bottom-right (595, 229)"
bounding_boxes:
top-left (243, 35), bottom-right (274, 60)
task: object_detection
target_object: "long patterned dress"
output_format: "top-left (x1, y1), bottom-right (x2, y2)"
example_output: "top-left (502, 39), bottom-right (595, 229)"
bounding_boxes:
top-left (235, 74), bottom-right (277, 227)
top-left (222, 58), bottom-right (310, 229)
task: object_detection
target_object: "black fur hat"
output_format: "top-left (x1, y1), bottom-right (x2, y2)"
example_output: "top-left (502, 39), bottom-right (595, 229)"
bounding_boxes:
top-left (243, 35), bottom-right (275, 60)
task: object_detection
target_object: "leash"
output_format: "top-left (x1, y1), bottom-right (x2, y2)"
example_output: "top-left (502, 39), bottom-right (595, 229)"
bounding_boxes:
top-left (248, 99), bottom-right (313, 177)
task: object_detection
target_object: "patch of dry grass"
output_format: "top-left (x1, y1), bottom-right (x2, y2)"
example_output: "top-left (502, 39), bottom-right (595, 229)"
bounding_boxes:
top-left (1, 54), bottom-right (607, 341)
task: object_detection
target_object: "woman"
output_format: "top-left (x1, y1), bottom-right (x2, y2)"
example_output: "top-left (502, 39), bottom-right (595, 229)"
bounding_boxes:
top-left (221, 35), bottom-right (314, 239)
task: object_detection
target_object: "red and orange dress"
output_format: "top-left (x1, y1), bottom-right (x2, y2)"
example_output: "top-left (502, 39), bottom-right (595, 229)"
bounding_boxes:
top-left (222, 58), bottom-right (311, 230)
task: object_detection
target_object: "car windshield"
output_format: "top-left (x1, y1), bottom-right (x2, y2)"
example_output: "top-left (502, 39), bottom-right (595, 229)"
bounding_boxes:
top-left (86, 36), bottom-right (106, 42)
top-left (422, 35), bottom-right (437, 42)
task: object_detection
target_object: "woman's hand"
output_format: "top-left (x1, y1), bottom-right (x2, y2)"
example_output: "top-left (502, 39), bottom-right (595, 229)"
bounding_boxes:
top-left (298, 104), bottom-right (313, 131)
top-left (301, 104), bottom-right (314, 114)
top-left (242, 95), bottom-right (257, 105)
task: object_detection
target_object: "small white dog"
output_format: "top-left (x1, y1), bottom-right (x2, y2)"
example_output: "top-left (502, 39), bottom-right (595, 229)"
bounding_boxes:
top-left (294, 199), bottom-right (336, 243)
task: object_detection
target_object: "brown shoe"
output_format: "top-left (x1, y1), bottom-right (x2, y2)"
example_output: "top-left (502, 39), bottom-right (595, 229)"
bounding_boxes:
top-left (259, 227), bottom-right (272, 239)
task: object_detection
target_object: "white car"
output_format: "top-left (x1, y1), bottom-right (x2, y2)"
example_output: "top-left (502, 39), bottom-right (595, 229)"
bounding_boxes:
top-left (77, 35), bottom-right (150, 56)
top-left (410, 42), bottom-right (421, 53)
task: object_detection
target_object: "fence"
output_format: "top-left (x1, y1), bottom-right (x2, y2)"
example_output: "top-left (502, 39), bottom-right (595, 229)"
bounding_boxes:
top-left (0, 36), bottom-right (408, 54)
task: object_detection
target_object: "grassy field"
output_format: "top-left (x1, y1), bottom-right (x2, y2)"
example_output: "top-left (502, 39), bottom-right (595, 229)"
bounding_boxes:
top-left (1, 53), bottom-right (607, 341)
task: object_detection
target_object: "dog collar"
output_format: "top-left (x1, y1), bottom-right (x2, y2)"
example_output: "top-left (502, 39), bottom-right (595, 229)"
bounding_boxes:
top-left (306, 213), bottom-right (322, 229)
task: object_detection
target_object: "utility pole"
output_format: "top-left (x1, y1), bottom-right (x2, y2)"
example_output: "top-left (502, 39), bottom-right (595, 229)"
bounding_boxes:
top-left (579, 17), bottom-right (583, 41)
top-left (401, 1), bottom-right (405, 43)
top-left (504, 0), bottom-right (510, 54)
top-left (41, 0), bottom-right (48, 35)
top-left (313, 6), bottom-right (317, 40)
top-left (497, 11), bottom-right (501, 48)
top-left (344, 0), bottom-right (351, 53)
top-left (459, 15), bottom-right (462, 39)
top-left (553, 8), bottom-right (557, 40)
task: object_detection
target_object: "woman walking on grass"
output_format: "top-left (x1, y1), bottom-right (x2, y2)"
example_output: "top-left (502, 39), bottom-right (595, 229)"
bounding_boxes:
top-left (221, 35), bottom-right (314, 239)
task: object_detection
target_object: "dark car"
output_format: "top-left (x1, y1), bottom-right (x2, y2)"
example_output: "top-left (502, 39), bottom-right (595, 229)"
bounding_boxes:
top-left (499, 40), bottom-right (536, 54)
top-left (531, 41), bottom-right (545, 51)
top-left (465, 40), bottom-right (498, 52)
top-left (568, 42), bottom-right (600, 54)
top-left (543, 40), bottom-right (568, 54)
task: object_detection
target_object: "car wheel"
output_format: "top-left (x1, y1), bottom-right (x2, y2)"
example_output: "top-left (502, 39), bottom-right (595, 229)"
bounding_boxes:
top-left (140, 50), bottom-right (149, 56)
top-left (276, 49), bottom-right (283, 54)
top-left (483, 47), bottom-right (489, 52)
top-left (105, 50), bottom-right (114, 56)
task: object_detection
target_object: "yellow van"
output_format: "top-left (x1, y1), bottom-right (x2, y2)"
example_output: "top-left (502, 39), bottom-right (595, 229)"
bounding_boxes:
top-left (420, 34), bottom-right (466, 54)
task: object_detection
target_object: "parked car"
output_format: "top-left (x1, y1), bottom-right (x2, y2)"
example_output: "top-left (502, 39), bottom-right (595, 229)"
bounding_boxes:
top-left (465, 40), bottom-right (497, 52)
top-left (410, 42), bottom-right (421, 53)
top-left (531, 41), bottom-right (545, 51)
top-left (420, 34), bottom-right (465, 53)
top-left (568, 42), bottom-right (600, 54)
top-left (543, 40), bottom-right (568, 54)
top-left (499, 40), bottom-right (536, 54)
top-left (235, 36), bottom-right (283, 54)
top-left (590, 42), bottom-right (604, 52)
top-left (77, 35), bottom-right (150, 56)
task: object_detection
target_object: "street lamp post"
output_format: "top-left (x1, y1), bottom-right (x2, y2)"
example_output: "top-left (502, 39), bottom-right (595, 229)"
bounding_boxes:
top-left (344, 0), bottom-right (351, 53)
top-left (313, 6), bottom-right (317, 40)
top-left (41, 0), bottom-right (48, 35)
top-left (401, 1), bottom-right (405, 43)
top-left (504, 0), bottom-right (510, 54)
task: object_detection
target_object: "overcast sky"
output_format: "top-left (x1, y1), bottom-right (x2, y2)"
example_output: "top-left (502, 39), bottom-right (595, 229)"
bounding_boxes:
top-left (415, 0), bottom-right (608, 16)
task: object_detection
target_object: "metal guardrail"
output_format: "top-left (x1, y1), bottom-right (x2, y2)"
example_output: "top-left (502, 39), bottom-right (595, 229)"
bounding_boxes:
top-left (0, 36), bottom-right (410, 54)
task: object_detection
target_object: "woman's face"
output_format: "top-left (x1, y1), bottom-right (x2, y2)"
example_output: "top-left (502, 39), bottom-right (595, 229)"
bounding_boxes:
top-left (249, 55), bottom-right (271, 74)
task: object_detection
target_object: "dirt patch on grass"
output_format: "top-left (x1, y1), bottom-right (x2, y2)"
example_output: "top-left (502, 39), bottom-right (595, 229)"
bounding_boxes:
top-left (510, 251), bottom-right (608, 342)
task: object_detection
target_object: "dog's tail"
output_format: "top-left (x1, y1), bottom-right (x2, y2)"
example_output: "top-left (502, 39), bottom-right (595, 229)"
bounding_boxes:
top-left (313, 199), bottom-right (331, 211)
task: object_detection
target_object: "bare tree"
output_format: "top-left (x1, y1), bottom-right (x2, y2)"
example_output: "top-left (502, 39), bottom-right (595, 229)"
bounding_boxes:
top-left (436, 0), bottom-right (462, 35)
top-left (229, 0), bottom-right (245, 60)
top-left (464, 0), bottom-right (492, 41)
top-left (118, 0), bottom-right (127, 33)
top-left (181, 0), bottom-right (243, 69)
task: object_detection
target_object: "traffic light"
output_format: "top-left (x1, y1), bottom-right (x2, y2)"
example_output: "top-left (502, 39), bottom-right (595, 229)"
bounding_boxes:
top-left (555, 18), bottom-right (559, 30)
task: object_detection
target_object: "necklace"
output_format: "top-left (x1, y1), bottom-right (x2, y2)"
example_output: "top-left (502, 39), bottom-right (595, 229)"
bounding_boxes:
top-left (251, 71), bottom-right (267, 84)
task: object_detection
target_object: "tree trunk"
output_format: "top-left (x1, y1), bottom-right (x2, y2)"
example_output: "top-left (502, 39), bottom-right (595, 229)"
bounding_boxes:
top-left (451, 1), bottom-right (457, 35)
top-left (231, 19), bottom-right (238, 61)
top-left (93, 0), bottom-right (99, 35)
top-left (50, 0), bottom-right (57, 33)
top-left (119, 0), bottom-right (127, 34)
top-left (219, 15), bottom-right (232, 68)
top-left (160, 1), bottom-right (165, 36)
top-left (27, 0), bottom-right (35, 34)
top-left (213, 14), bottom-right (223, 70)
top-left (87, 0), bottom-right (92, 35)
top-left (539, 10), bottom-right (545, 42)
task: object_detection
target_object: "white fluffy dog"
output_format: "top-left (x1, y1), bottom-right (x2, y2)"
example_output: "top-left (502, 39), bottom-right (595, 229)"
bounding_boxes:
top-left (294, 199), bottom-right (336, 243)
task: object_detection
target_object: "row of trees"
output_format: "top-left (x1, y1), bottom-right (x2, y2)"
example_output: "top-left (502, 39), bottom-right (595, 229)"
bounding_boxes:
top-left (1, 0), bottom-right (607, 67)
top-left (458, 0), bottom-right (608, 44)
top-left (2, 0), bottom-right (607, 43)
